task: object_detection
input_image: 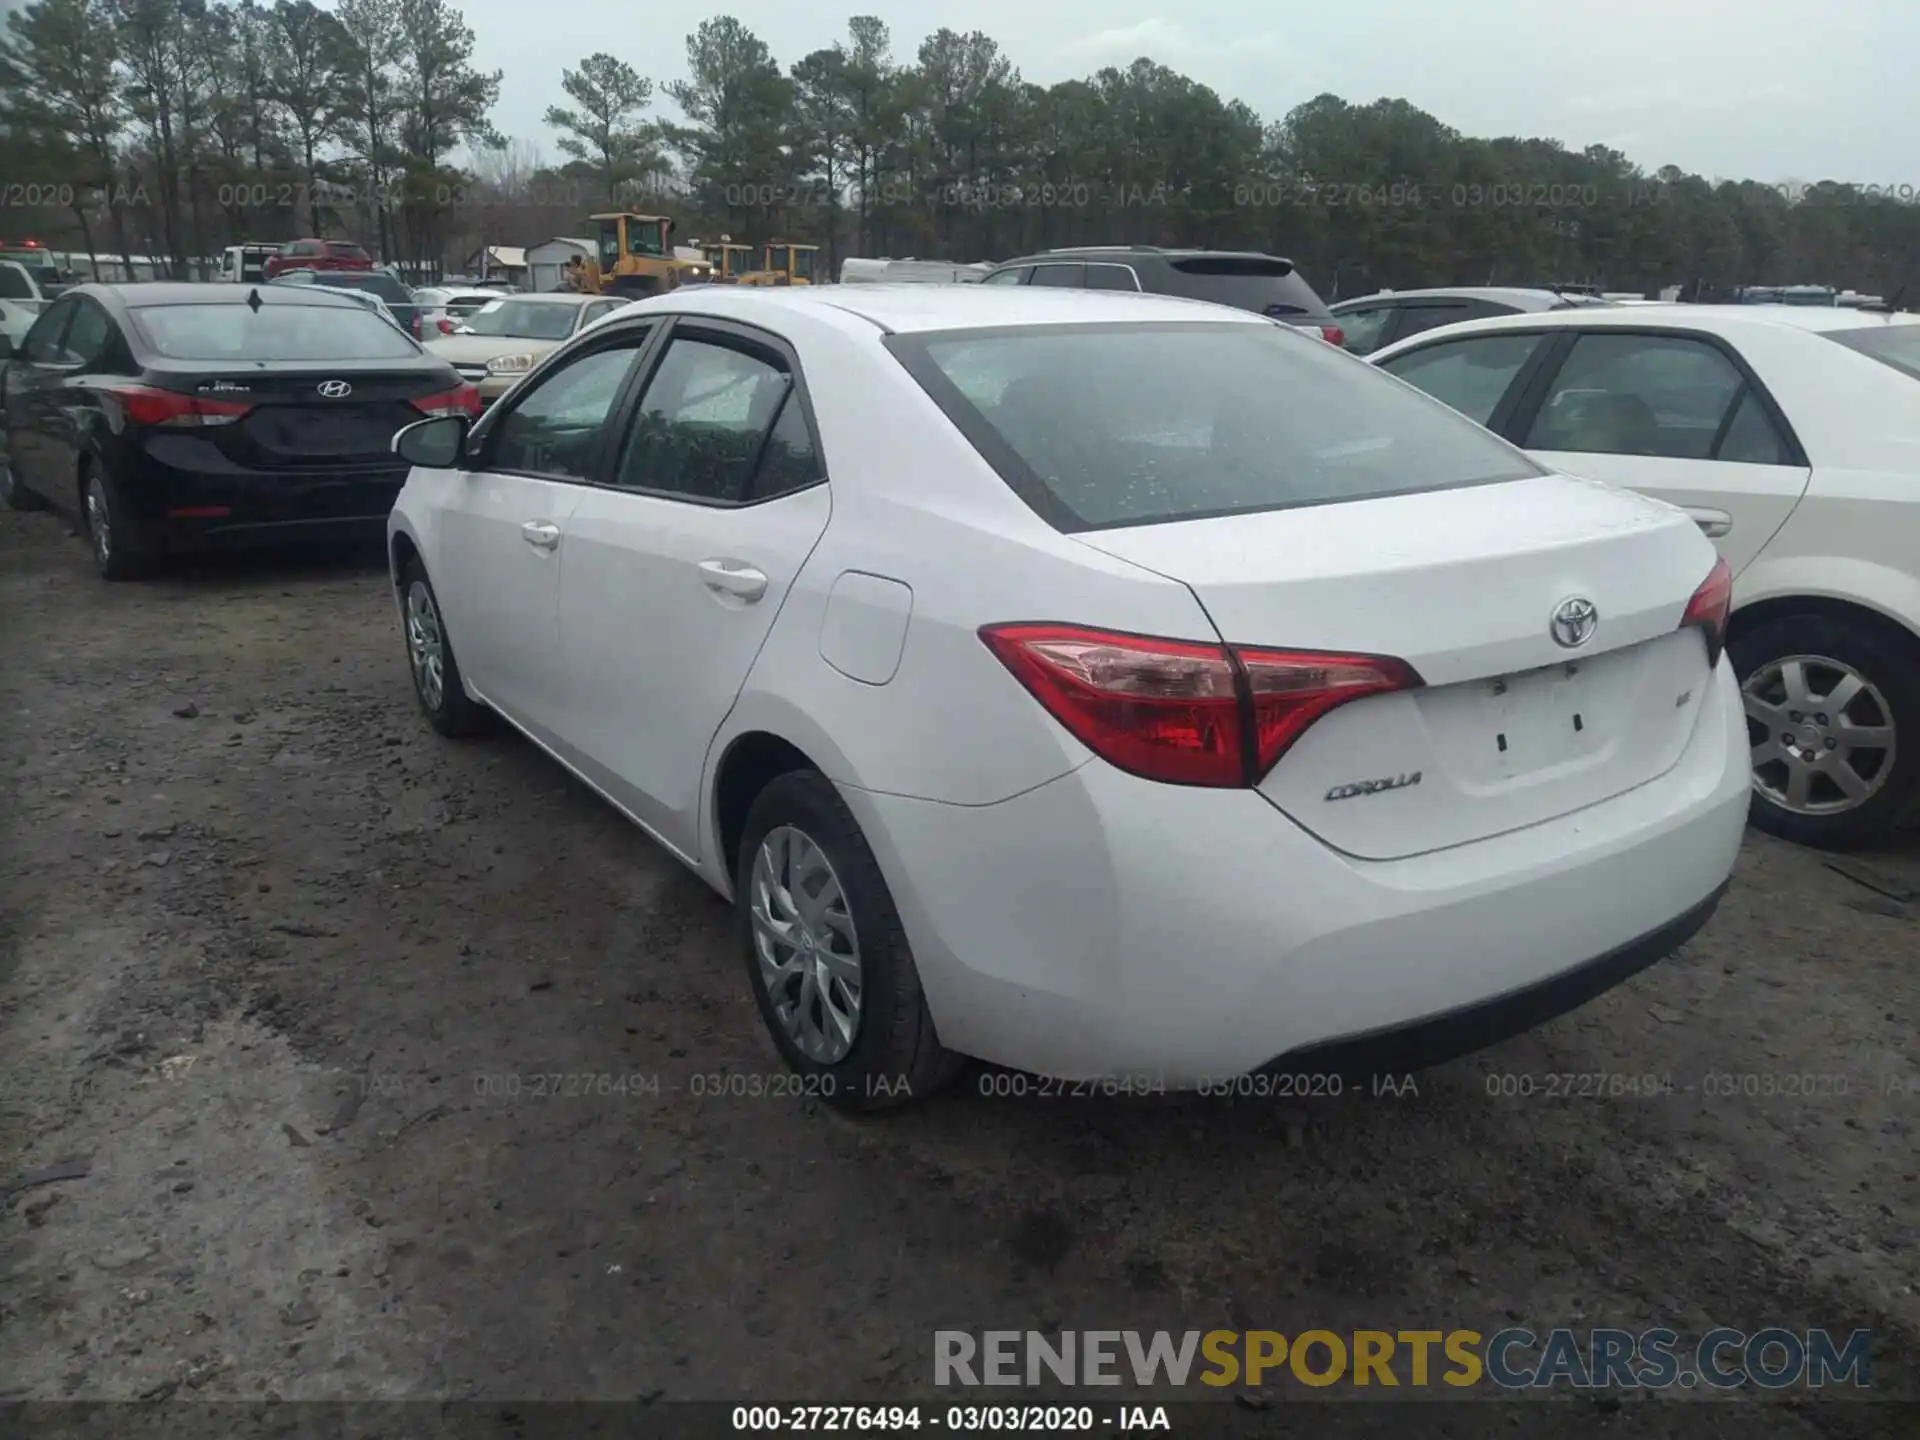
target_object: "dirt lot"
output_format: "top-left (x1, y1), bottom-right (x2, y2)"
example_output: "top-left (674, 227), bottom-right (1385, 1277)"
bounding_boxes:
top-left (1, 504), bottom-right (1916, 1435)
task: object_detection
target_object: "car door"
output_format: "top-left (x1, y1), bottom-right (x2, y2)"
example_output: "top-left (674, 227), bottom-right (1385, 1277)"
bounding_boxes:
top-left (28, 296), bottom-right (119, 499)
top-left (555, 318), bottom-right (832, 861)
top-left (433, 324), bottom-right (660, 748)
top-left (1509, 330), bottom-right (1812, 575)
top-left (1374, 329), bottom-right (1557, 431)
top-left (4, 297), bottom-right (97, 502)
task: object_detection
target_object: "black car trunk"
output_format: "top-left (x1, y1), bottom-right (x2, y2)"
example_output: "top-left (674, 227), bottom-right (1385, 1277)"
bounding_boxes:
top-left (154, 366), bottom-right (451, 468)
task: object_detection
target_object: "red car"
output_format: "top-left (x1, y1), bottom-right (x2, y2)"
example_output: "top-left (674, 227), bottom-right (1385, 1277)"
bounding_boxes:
top-left (262, 239), bottom-right (374, 280)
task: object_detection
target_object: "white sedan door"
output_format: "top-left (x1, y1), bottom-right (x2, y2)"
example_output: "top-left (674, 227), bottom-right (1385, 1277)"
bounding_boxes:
top-left (555, 320), bottom-right (831, 862)
top-left (1511, 330), bottom-right (1812, 577)
top-left (433, 329), bottom-right (658, 748)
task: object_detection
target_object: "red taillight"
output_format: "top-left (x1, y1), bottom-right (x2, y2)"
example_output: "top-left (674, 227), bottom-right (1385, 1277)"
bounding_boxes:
top-left (436, 316), bottom-right (456, 334)
top-left (107, 385), bottom-right (251, 428)
top-left (1681, 557), bottom-right (1733, 666)
top-left (1320, 324), bottom-right (1345, 346)
top-left (1237, 646), bottom-right (1423, 777)
top-left (411, 383), bottom-right (481, 419)
top-left (979, 623), bottom-right (1421, 787)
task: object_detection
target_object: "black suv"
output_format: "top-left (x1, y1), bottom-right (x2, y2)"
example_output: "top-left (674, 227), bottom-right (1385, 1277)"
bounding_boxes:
top-left (980, 247), bottom-right (1343, 343)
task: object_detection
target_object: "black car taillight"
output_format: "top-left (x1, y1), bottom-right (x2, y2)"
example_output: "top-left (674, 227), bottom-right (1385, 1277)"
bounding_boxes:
top-left (105, 385), bottom-right (251, 428)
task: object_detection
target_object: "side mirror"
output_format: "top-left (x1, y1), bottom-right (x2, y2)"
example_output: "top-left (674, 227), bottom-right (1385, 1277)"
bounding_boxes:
top-left (392, 415), bottom-right (468, 468)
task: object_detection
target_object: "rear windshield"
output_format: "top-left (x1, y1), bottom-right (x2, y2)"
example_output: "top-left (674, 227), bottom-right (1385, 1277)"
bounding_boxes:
top-left (313, 272), bottom-right (412, 305)
top-left (461, 299), bottom-right (578, 340)
top-left (131, 302), bottom-right (420, 361)
top-left (1158, 257), bottom-right (1330, 319)
top-left (1826, 323), bottom-right (1920, 380)
top-left (325, 243), bottom-right (371, 260)
top-left (889, 320), bottom-right (1542, 531)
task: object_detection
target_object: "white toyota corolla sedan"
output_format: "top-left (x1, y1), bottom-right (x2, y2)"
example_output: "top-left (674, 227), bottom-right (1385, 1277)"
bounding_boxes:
top-left (1369, 304), bottom-right (1920, 849)
top-left (385, 284), bottom-right (1749, 1108)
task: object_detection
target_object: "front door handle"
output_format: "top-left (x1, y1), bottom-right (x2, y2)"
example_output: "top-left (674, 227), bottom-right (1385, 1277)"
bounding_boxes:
top-left (1685, 506), bottom-right (1732, 538)
top-left (521, 520), bottom-right (561, 550)
top-left (698, 558), bottom-right (768, 603)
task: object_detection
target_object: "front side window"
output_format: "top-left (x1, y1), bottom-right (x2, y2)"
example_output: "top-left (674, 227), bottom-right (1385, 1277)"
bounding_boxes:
top-left (613, 336), bottom-right (797, 503)
top-left (1525, 333), bottom-right (1747, 459)
top-left (892, 320), bottom-right (1543, 531)
top-left (486, 340), bottom-right (649, 479)
top-left (21, 300), bottom-right (74, 363)
top-left (982, 267), bottom-right (1029, 286)
top-left (1084, 265), bottom-right (1139, 292)
top-left (1379, 333), bottom-right (1546, 426)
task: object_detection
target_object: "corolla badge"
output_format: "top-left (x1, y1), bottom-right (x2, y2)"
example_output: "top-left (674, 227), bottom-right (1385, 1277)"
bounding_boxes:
top-left (1550, 596), bottom-right (1598, 649)
top-left (316, 380), bottom-right (353, 399)
top-left (1325, 771), bottom-right (1422, 803)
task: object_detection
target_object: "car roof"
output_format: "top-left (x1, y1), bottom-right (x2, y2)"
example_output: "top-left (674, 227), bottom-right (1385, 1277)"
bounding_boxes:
top-left (1334, 286), bottom-right (1591, 309)
top-left (628, 282), bottom-right (1276, 335)
top-left (1370, 301), bottom-right (1920, 349)
top-left (1000, 248), bottom-right (1293, 265)
top-left (72, 282), bottom-right (367, 311)
top-left (484, 291), bottom-right (595, 306)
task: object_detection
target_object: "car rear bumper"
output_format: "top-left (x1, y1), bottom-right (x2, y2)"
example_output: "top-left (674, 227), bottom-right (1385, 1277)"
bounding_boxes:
top-left (842, 655), bottom-right (1750, 1084)
top-left (121, 451), bottom-right (407, 549)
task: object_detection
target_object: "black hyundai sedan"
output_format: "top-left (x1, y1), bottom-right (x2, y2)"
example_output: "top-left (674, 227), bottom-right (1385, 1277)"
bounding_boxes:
top-left (0, 283), bottom-right (477, 579)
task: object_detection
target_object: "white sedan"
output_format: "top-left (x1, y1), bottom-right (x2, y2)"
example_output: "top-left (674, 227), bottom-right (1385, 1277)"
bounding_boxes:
top-left (1369, 304), bottom-right (1920, 848)
top-left (384, 285), bottom-right (1747, 1106)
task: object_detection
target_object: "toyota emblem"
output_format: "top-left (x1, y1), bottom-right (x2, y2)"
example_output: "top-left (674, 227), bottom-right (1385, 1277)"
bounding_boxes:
top-left (316, 380), bottom-right (352, 399)
top-left (1550, 596), bottom-right (1599, 649)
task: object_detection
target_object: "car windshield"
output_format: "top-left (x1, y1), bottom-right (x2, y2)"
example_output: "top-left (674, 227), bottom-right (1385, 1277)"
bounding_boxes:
top-left (460, 300), bottom-right (578, 340)
top-left (891, 320), bottom-right (1542, 531)
top-left (1825, 323), bottom-right (1920, 381)
top-left (131, 302), bottom-right (419, 361)
top-left (0, 265), bottom-right (40, 299)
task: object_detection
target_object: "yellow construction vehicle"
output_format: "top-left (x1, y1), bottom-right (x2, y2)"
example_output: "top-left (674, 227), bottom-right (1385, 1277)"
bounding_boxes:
top-left (738, 241), bottom-right (819, 286)
top-left (698, 238), bottom-right (755, 283)
top-left (588, 212), bottom-right (698, 296)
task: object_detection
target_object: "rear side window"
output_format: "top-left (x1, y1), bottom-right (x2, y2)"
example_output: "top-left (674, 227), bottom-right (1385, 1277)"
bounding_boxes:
top-left (1379, 333), bottom-right (1546, 426)
top-left (1158, 257), bottom-right (1329, 319)
top-left (1827, 324), bottom-right (1920, 381)
top-left (889, 321), bottom-right (1542, 532)
top-left (131, 303), bottom-right (419, 360)
top-left (1028, 264), bottom-right (1083, 288)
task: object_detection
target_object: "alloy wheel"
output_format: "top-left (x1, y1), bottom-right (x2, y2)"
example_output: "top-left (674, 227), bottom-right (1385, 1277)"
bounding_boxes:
top-left (405, 580), bottom-right (446, 711)
top-left (85, 482), bottom-right (111, 565)
top-left (748, 825), bottom-right (863, 1064)
top-left (1743, 654), bottom-right (1897, 815)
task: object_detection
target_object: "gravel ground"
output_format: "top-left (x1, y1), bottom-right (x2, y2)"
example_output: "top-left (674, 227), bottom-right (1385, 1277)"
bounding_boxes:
top-left (1, 506), bottom-right (1916, 1436)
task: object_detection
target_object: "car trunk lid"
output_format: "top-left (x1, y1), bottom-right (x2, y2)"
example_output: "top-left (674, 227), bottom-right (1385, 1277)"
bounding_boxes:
top-left (1072, 474), bottom-right (1720, 860)
top-left (143, 366), bottom-right (454, 467)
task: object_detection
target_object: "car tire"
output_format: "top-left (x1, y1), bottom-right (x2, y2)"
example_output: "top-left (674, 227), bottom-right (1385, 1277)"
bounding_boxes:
top-left (81, 466), bottom-right (154, 581)
top-left (398, 558), bottom-right (489, 737)
top-left (1731, 612), bottom-right (1920, 849)
top-left (736, 769), bottom-right (963, 1112)
top-left (2, 456), bottom-right (44, 511)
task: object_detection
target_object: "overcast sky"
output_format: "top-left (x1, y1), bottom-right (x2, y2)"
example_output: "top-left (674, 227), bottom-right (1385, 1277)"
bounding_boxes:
top-left (440, 0), bottom-right (1916, 185)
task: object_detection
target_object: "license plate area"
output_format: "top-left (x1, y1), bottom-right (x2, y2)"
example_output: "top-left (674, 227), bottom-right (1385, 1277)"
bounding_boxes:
top-left (243, 408), bottom-right (394, 459)
top-left (1486, 662), bottom-right (1600, 776)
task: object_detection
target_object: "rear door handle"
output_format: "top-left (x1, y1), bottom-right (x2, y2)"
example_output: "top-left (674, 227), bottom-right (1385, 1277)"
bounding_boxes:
top-left (1685, 506), bottom-right (1732, 538)
top-left (698, 559), bottom-right (768, 603)
top-left (521, 520), bottom-right (561, 550)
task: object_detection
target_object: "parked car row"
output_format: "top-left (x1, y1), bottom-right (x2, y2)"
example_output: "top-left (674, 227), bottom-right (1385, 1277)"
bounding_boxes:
top-left (3, 264), bottom-right (1914, 1113)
